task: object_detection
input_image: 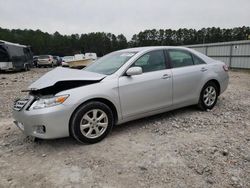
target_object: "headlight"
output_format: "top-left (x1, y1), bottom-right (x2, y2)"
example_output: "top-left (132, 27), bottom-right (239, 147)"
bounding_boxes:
top-left (29, 95), bottom-right (69, 110)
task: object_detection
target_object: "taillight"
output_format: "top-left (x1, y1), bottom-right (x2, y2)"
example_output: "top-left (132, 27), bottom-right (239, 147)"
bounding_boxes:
top-left (223, 65), bottom-right (229, 72)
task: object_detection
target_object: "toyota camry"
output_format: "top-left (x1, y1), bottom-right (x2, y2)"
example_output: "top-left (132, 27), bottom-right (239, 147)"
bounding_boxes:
top-left (13, 47), bottom-right (229, 143)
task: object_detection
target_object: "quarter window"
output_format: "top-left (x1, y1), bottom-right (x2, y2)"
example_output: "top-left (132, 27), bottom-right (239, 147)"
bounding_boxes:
top-left (168, 50), bottom-right (194, 68)
top-left (132, 50), bottom-right (166, 73)
top-left (192, 54), bottom-right (206, 65)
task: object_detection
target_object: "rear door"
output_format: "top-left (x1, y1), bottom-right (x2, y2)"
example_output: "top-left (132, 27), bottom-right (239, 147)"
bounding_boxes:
top-left (167, 49), bottom-right (208, 105)
top-left (118, 50), bottom-right (173, 118)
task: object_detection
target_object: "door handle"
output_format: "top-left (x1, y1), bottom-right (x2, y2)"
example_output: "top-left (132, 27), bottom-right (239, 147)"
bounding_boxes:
top-left (200, 67), bottom-right (208, 72)
top-left (162, 74), bottom-right (171, 79)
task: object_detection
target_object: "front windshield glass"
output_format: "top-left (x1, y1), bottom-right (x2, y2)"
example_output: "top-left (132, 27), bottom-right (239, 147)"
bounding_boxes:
top-left (84, 51), bottom-right (137, 75)
top-left (62, 56), bottom-right (74, 62)
top-left (38, 55), bottom-right (50, 59)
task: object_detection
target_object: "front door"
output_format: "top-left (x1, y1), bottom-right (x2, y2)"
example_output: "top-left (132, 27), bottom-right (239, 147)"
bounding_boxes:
top-left (118, 50), bottom-right (173, 118)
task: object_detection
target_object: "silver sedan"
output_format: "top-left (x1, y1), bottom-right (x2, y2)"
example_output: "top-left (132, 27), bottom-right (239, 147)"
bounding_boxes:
top-left (13, 47), bottom-right (229, 143)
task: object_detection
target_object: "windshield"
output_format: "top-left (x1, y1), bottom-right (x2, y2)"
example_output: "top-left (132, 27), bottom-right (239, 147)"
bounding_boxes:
top-left (38, 55), bottom-right (50, 59)
top-left (0, 46), bottom-right (9, 62)
top-left (84, 51), bottom-right (137, 75)
top-left (62, 56), bottom-right (74, 62)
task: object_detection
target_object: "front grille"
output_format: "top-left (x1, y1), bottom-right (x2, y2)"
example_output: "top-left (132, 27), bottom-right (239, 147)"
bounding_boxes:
top-left (13, 98), bottom-right (30, 111)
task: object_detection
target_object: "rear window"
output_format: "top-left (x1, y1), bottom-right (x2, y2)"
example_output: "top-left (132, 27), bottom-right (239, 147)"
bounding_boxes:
top-left (23, 48), bottom-right (32, 59)
top-left (192, 54), bottom-right (206, 65)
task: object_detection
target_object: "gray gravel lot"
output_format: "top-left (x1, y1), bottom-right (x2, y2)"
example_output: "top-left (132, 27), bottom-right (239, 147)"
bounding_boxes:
top-left (0, 68), bottom-right (249, 188)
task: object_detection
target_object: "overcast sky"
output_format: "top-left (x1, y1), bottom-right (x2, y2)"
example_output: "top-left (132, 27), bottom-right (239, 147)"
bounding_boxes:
top-left (0, 0), bottom-right (249, 39)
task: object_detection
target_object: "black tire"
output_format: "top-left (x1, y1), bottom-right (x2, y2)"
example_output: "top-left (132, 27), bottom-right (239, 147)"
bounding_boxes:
top-left (23, 64), bottom-right (30, 71)
top-left (198, 81), bottom-right (219, 111)
top-left (70, 101), bottom-right (114, 144)
top-left (26, 64), bottom-right (30, 71)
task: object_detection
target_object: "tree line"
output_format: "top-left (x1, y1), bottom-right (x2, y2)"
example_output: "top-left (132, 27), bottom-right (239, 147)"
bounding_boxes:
top-left (0, 26), bottom-right (249, 57)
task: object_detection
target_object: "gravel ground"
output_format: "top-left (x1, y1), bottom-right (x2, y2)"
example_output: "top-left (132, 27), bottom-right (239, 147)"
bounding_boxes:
top-left (0, 68), bottom-right (249, 188)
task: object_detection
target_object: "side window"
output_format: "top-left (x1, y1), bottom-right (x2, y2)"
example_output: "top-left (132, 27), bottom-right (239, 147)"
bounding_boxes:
top-left (192, 54), bottom-right (206, 65)
top-left (168, 50), bottom-right (194, 68)
top-left (132, 50), bottom-right (166, 73)
top-left (0, 47), bottom-right (9, 62)
top-left (134, 54), bottom-right (150, 67)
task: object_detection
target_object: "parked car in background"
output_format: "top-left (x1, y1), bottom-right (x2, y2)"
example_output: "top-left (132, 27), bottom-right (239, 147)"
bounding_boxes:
top-left (53, 56), bottom-right (62, 66)
top-left (85, 52), bottom-right (97, 60)
top-left (62, 56), bottom-right (74, 67)
top-left (13, 47), bottom-right (229, 144)
top-left (0, 40), bottom-right (33, 71)
top-left (37, 55), bottom-right (54, 67)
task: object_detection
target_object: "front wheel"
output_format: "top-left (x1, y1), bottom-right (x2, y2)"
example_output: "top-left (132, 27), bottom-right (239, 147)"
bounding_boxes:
top-left (198, 82), bottom-right (218, 110)
top-left (70, 101), bottom-right (114, 144)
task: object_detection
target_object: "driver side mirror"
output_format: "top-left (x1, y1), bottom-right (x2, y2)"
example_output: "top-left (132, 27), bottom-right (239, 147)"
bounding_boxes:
top-left (126, 67), bottom-right (142, 76)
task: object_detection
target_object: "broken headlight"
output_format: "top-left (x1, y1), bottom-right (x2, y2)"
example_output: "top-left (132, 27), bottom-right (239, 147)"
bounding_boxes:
top-left (29, 95), bottom-right (69, 110)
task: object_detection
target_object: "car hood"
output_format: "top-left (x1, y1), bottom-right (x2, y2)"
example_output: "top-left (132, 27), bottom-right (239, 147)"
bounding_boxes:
top-left (28, 67), bottom-right (106, 90)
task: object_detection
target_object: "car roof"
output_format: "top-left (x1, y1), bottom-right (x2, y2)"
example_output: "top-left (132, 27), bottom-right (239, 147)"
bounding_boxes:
top-left (117, 46), bottom-right (214, 64)
top-left (0, 40), bottom-right (28, 48)
top-left (118, 46), bottom-right (191, 53)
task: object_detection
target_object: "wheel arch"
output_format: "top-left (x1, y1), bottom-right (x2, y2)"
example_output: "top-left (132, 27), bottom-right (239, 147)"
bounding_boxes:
top-left (205, 79), bottom-right (221, 95)
top-left (69, 97), bottom-right (119, 136)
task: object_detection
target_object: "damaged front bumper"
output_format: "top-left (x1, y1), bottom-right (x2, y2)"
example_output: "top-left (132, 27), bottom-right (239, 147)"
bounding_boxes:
top-left (13, 96), bottom-right (73, 139)
top-left (12, 68), bottom-right (107, 139)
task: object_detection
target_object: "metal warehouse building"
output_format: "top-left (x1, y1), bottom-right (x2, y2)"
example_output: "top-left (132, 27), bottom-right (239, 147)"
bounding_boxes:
top-left (186, 40), bottom-right (250, 69)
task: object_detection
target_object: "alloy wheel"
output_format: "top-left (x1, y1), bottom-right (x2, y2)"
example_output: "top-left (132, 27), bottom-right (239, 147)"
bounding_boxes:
top-left (203, 86), bottom-right (216, 106)
top-left (80, 109), bottom-right (108, 139)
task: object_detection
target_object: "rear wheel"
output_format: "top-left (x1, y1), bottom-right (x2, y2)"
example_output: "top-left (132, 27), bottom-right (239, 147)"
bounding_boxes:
top-left (24, 64), bottom-right (30, 71)
top-left (70, 101), bottom-right (114, 144)
top-left (198, 82), bottom-right (218, 110)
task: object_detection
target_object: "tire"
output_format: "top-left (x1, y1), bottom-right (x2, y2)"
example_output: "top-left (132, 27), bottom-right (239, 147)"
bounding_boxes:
top-left (23, 64), bottom-right (30, 71)
top-left (70, 101), bottom-right (114, 144)
top-left (198, 82), bottom-right (219, 111)
top-left (26, 64), bottom-right (30, 71)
